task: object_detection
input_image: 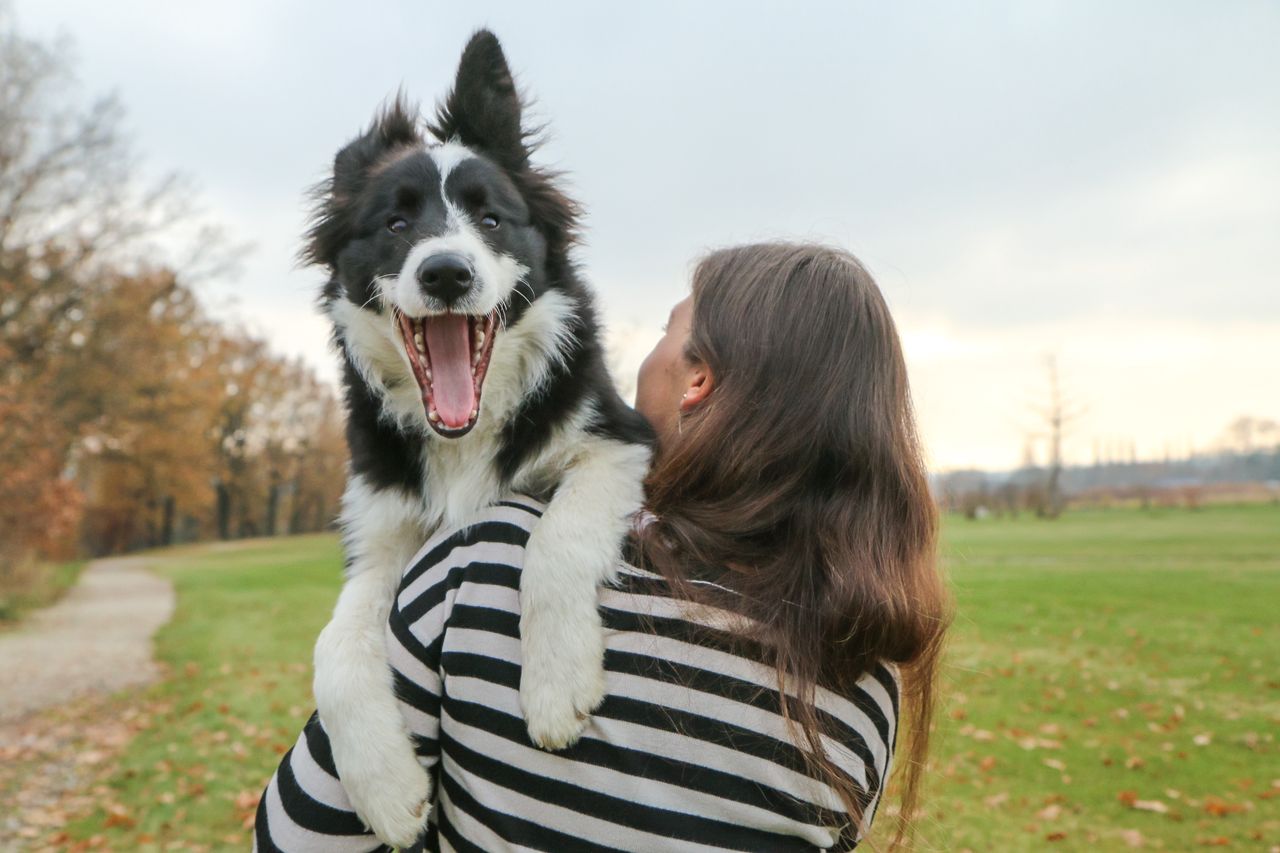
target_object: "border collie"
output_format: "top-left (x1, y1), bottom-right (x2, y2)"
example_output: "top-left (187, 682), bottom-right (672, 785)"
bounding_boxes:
top-left (307, 31), bottom-right (653, 847)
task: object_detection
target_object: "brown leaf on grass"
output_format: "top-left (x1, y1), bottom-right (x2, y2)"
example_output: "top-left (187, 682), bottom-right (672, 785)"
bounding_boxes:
top-left (1132, 799), bottom-right (1169, 814)
top-left (102, 805), bottom-right (135, 829)
top-left (959, 725), bottom-right (996, 742)
top-left (983, 792), bottom-right (1009, 808)
top-left (1020, 737), bottom-right (1064, 750)
top-left (1201, 796), bottom-right (1246, 817)
top-left (1197, 838), bottom-right (1230, 847)
top-left (1045, 831), bottom-right (1068, 842)
top-left (1036, 804), bottom-right (1063, 820)
top-left (1125, 756), bottom-right (1145, 769)
top-left (235, 789), bottom-right (261, 810)
top-left (1118, 829), bottom-right (1145, 848)
top-left (979, 756), bottom-right (997, 772)
top-left (1043, 758), bottom-right (1066, 771)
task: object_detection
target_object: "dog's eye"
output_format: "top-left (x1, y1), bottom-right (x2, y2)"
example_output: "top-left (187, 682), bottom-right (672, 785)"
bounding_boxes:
top-left (480, 213), bottom-right (500, 230)
top-left (386, 216), bottom-right (409, 234)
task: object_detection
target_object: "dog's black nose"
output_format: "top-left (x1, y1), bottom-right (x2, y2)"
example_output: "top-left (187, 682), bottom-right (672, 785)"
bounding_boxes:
top-left (417, 253), bottom-right (474, 305)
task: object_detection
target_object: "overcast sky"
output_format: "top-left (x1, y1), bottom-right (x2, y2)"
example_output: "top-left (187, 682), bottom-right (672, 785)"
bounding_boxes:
top-left (14, 0), bottom-right (1279, 470)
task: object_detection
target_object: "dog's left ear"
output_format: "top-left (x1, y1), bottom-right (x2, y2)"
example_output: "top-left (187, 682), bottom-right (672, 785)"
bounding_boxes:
top-left (304, 97), bottom-right (421, 268)
top-left (430, 30), bottom-right (528, 170)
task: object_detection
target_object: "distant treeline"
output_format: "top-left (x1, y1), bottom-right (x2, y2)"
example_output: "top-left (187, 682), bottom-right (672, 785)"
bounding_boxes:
top-left (0, 13), bottom-right (346, 571)
top-left (935, 444), bottom-right (1280, 518)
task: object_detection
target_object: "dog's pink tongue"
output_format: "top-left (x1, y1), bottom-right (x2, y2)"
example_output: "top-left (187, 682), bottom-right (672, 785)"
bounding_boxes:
top-left (424, 315), bottom-right (475, 429)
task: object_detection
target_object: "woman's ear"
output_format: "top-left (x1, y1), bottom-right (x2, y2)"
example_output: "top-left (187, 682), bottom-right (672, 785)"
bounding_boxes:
top-left (679, 364), bottom-right (715, 412)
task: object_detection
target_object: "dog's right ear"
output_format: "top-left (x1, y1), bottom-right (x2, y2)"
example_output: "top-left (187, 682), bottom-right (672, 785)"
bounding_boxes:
top-left (304, 97), bottom-right (421, 268)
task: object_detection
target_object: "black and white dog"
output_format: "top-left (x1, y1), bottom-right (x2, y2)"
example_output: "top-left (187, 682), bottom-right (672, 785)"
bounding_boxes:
top-left (307, 31), bottom-right (652, 847)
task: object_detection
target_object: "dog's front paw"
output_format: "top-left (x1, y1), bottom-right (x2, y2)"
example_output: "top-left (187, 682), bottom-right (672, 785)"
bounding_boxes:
top-left (340, 736), bottom-right (431, 848)
top-left (519, 607), bottom-right (606, 750)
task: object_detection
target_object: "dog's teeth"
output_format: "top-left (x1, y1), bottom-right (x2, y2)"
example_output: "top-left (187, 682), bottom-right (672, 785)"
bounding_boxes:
top-left (414, 332), bottom-right (424, 351)
top-left (470, 409), bottom-right (478, 419)
top-left (429, 411), bottom-right (440, 424)
top-left (471, 366), bottom-right (477, 377)
top-left (475, 331), bottom-right (485, 347)
top-left (424, 369), bottom-right (432, 381)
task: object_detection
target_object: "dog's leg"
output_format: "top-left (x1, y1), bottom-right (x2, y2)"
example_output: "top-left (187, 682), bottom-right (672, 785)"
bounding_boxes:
top-left (313, 477), bottom-right (431, 848)
top-left (519, 437), bottom-right (652, 749)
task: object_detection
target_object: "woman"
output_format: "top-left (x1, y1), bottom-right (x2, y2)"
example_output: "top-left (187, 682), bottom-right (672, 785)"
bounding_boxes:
top-left (256, 242), bottom-right (949, 851)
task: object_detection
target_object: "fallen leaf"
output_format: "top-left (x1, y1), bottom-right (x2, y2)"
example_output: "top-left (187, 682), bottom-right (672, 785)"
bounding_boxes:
top-left (1118, 828), bottom-right (1145, 848)
top-left (102, 805), bottom-right (135, 829)
top-left (1036, 804), bottom-right (1063, 820)
top-left (1046, 831), bottom-right (1068, 842)
top-left (1202, 796), bottom-right (1246, 817)
top-left (234, 789), bottom-right (261, 810)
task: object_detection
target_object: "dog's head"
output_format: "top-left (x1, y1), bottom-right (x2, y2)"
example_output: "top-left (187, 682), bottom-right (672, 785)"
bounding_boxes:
top-left (308, 30), bottom-right (578, 438)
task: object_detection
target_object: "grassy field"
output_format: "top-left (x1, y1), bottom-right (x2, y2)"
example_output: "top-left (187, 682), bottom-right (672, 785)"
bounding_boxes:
top-left (922, 503), bottom-right (1279, 850)
top-left (42, 503), bottom-right (1280, 851)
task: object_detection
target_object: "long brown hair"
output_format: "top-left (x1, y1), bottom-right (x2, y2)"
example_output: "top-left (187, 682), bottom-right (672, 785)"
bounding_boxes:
top-left (636, 242), bottom-right (949, 847)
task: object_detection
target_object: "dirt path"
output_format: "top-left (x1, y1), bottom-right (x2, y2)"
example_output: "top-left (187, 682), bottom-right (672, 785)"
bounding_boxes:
top-left (0, 556), bottom-right (175, 723)
top-left (0, 557), bottom-right (175, 848)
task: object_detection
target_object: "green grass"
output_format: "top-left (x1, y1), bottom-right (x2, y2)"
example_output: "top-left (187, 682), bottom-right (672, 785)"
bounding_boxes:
top-left (56, 504), bottom-right (1279, 851)
top-left (63, 536), bottom-right (343, 850)
top-left (0, 559), bottom-right (86, 625)
top-left (924, 503), bottom-right (1279, 851)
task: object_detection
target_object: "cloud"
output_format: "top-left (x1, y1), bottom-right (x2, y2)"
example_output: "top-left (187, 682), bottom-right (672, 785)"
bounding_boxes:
top-left (14, 0), bottom-right (1278, 471)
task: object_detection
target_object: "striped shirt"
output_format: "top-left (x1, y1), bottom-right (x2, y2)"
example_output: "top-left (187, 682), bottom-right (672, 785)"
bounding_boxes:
top-left (256, 496), bottom-right (899, 852)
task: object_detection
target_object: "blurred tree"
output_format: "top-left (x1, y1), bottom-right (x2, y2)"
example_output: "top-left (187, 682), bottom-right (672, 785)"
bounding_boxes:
top-left (0, 10), bottom-right (345, 571)
top-left (1221, 416), bottom-right (1279, 455)
top-left (0, 375), bottom-right (83, 567)
top-left (208, 332), bottom-right (346, 541)
top-left (1028, 354), bottom-right (1085, 519)
top-left (74, 270), bottom-right (224, 552)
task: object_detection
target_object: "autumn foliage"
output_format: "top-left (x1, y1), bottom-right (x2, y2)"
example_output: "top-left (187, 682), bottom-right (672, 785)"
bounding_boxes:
top-left (0, 12), bottom-right (346, 574)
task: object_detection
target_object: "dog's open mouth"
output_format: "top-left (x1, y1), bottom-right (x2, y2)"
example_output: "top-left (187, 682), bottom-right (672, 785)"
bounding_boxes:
top-left (395, 309), bottom-right (498, 437)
